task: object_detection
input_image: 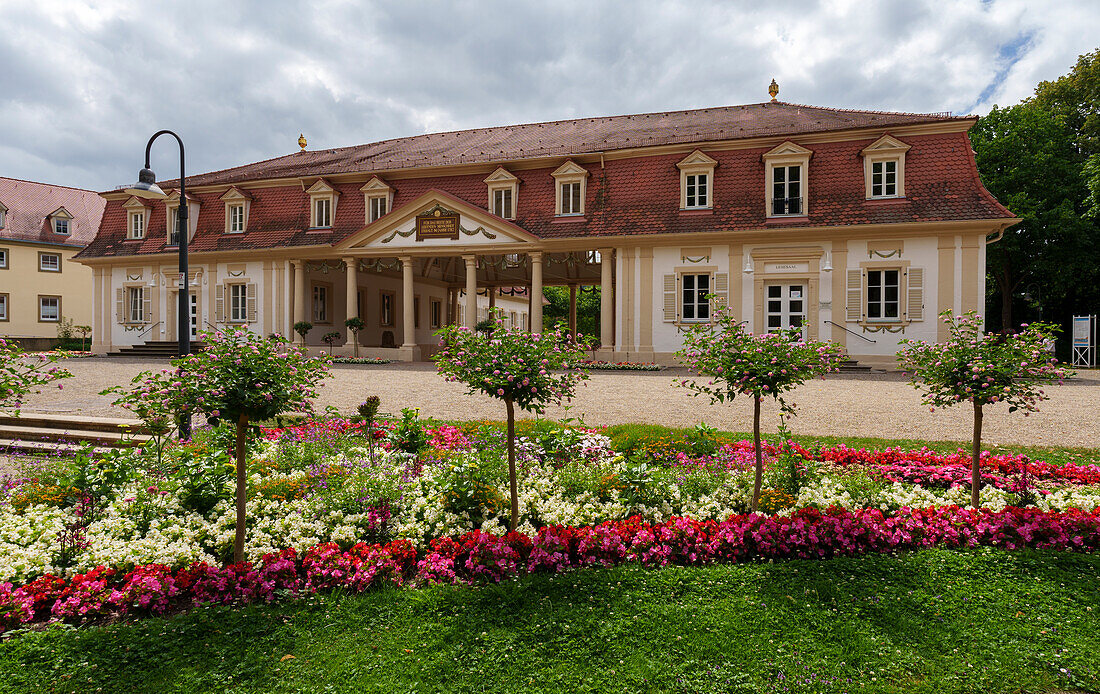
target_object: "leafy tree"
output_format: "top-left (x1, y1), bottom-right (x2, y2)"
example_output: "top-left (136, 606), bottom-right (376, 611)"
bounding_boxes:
top-left (75, 326), bottom-right (92, 352)
top-left (293, 321), bottom-right (313, 344)
top-left (109, 329), bottom-right (331, 562)
top-left (322, 331), bottom-right (341, 355)
top-left (898, 311), bottom-right (1069, 508)
top-left (434, 312), bottom-right (589, 530)
top-left (0, 338), bottom-right (72, 413)
top-left (676, 308), bottom-right (845, 512)
top-left (543, 286), bottom-right (601, 339)
top-left (971, 102), bottom-right (1088, 331)
top-left (344, 317), bottom-right (365, 358)
top-left (1033, 48), bottom-right (1100, 158)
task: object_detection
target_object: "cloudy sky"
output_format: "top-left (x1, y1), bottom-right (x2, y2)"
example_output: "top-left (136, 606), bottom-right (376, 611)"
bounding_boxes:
top-left (0, 0), bottom-right (1096, 191)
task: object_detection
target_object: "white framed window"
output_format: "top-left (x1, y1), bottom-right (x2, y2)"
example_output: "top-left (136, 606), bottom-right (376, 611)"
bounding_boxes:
top-left (314, 198), bottom-right (331, 228)
top-left (130, 212), bottom-right (145, 239)
top-left (678, 150), bottom-right (717, 210)
top-left (38, 296), bottom-right (60, 322)
top-left (39, 252), bottom-right (60, 272)
top-left (54, 219), bottom-right (69, 235)
top-left (493, 188), bottom-right (513, 219)
top-left (552, 160), bottom-right (588, 216)
top-left (228, 283), bottom-right (248, 322)
top-left (369, 196), bottom-right (387, 223)
top-left (312, 284), bottom-right (329, 323)
top-left (681, 273), bottom-right (711, 322)
top-left (560, 182), bottom-right (582, 215)
top-left (0, 248), bottom-right (7, 269)
top-left (771, 165), bottom-right (803, 215)
top-left (228, 205), bottom-right (245, 233)
top-left (866, 269), bottom-right (900, 321)
top-left (861, 135), bottom-right (909, 199)
top-left (430, 299), bottom-right (442, 329)
top-left (763, 141), bottom-right (812, 218)
top-left (128, 286), bottom-right (144, 323)
top-left (380, 291), bottom-right (394, 327)
top-left (168, 208), bottom-right (180, 246)
top-left (0, 293), bottom-right (7, 321)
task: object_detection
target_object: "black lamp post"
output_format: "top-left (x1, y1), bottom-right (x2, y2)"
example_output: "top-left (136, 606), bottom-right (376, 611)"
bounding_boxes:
top-left (125, 130), bottom-right (191, 439)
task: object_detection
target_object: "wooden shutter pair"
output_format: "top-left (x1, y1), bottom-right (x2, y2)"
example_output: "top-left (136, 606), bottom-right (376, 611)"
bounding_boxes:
top-left (845, 267), bottom-right (924, 323)
top-left (662, 272), bottom-right (729, 322)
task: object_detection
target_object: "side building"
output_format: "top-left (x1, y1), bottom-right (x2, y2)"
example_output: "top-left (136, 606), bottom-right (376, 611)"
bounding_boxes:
top-left (0, 177), bottom-right (106, 349)
top-left (76, 97), bottom-right (1017, 366)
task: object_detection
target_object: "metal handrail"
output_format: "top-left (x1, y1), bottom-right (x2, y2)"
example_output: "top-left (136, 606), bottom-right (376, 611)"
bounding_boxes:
top-left (136, 321), bottom-right (162, 339)
top-left (824, 320), bottom-right (876, 343)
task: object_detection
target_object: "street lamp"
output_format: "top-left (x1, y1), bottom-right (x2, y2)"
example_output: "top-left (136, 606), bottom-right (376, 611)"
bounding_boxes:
top-left (125, 130), bottom-right (191, 439)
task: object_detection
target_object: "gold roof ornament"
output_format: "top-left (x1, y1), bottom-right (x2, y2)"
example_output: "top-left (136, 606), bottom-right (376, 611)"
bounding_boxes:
top-left (768, 79), bottom-right (779, 102)
top-left (298, 133), bottom-right (307, 151)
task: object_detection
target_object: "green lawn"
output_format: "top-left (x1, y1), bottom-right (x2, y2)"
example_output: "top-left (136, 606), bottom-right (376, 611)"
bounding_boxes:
top-left (3, 548), bottom-right (1098, 693)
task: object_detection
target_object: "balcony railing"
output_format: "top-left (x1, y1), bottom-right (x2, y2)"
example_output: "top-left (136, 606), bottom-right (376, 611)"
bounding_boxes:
top-left (771, 196), bottom-right (803, 216)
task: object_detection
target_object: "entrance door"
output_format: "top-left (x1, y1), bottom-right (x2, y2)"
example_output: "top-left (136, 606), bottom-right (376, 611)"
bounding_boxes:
top-left (189, 293), bottom-right (199, 339)
top-left (765, 283), bottom-right (806, 339)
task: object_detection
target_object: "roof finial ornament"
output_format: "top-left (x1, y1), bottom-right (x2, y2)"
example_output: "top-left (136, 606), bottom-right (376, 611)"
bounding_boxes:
top-left (768, 79), bottom-right (779, 102)
top-left (298, 133), bottom-right (307, 151)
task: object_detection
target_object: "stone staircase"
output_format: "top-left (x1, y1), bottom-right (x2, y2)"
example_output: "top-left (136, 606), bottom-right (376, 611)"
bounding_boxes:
top-left (0, 413), bottom-right (151, 456)
top-left (838, 358), bottom-right (874, 373)
top-left (107, 340), bottom-right (206, 358)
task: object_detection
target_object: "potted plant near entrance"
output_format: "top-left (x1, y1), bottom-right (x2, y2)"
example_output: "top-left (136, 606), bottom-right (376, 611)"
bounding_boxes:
top-left (293, 321), bottom-right (313, 345)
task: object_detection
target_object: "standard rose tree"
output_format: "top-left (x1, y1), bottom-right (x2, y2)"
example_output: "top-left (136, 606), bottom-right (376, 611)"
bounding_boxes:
top-left (676, 307), bottom-right (845, 512)
top-left (434, 313), bottom-right (589, 531)
top-left (0, 338), bottom-right (72, 414)
top-left (898, 311), bottom-right (1070, 508)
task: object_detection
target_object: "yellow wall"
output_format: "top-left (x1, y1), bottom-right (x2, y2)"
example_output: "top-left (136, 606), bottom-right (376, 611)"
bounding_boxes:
top-left (0, 242), bottom-right (94, 339)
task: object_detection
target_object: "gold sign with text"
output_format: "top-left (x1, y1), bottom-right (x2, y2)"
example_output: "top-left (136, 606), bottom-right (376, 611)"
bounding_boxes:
top-left (415, 208), bottom-right (459, 240)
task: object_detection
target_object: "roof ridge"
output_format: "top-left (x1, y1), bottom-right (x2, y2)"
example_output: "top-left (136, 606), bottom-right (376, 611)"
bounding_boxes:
top-left (0, 176), bottom-right (100, 194)
top-left (774, 101), bottom-right (960, 120)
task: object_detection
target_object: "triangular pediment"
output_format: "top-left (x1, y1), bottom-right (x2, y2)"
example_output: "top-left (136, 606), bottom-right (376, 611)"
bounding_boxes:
top-left (219, 186), bottom-right (253, 202)
top-left (677, 149), bottom-right (718, 169)
top-left (165, 189), bottom-right (199, 204)
top-left (48, 206), bottom-right (73, 220)
top-left (122, 196), bottom-right (150, 210)
top-left (764, 141), bottom-right (813, 158)
top-left (335, 189), bottom-right (540, 251)
top-left (551, 159), bottom-right (589, 178)
top-left (359, 176), bottom-right (392, 193)
top-left (305, 178), bottom-right (338, 195)
top-left (484, 166), bottom-right (519, 184)
top-left (862, 134), bottom-right (911, 155)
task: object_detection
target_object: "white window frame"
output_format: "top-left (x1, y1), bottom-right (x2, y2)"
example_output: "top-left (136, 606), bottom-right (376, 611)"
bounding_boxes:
top-left (360, 177), bottom-right (392, 225)
top-left (861, 135), bottom-right (910, 199)
top-left (493, 188), bottom-right (514, 219)
top-left (312, 284), bottom-right (330, 323)
top-left (38, 296), bottom-right (60, 322)
top-left (677, 150), bottom-right (717, 210)
top-left (485, 167), bottom-right (520, 220)
top-left (865, 268), bottom-right (901, 322)
top-left (368, 195), bottom-right (388, 223)
top-left (771, 165), bottom-right (804, 216)
top-left (228, 204), bottom-right (245, 233)
top-left (165, 192), bottom-right (198, 245)
top-left (168, 208), bottom-right (180, 246)
top-left (128, 286), bottom-right (145, 323)
top-left (130, 211), bottom-right (145, 239)
top-left (53, 218), bottom-right (69, 235)
top-left (680, 273), bottom-right (712, 323)
top-left (220, 187), bottom-right (252, 234)
top-left (0, 248), bottom-right (7, 269)
top-left (229, 283), bottom-right (248, 322)
top-left (870, 161), bottom-right (898, 198)
top-left (763, 141), bottom-right (812, 218)
top-left (314, 197), bottom-right (331, 228)
top-left (306, 179), bottom-right (339, 230)
top-left (39, 252), bottom-right (61, 272)
top-left (551, 160), bottom-right (588, 217)
top-left (0, 293), bottom-right (7, 321)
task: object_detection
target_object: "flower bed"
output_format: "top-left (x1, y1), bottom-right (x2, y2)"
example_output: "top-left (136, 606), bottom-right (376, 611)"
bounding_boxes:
top-left (331, 357), bottom-right (392, 364)
top-left (3, 505), bottom-right (1098, 634)
top-left (576, 360), bottom-right (661, 371)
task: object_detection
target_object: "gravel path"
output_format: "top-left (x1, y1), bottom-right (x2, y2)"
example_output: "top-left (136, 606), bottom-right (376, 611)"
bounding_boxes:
top-left (14, 357), bottom-right (1100, 448)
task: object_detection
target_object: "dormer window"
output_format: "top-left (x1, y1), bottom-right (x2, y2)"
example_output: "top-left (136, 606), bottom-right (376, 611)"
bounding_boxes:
top-left (360, 177), bottom-right (393, 225)
top-left (131, 212), bottom-right (145, 239)
top-left (306, 179), bottom-right (339, 229)
top-left (165, 191), bottom-right (199, 246)
top-left (123, 196), bottom-right (150, 240)
top-left (763, 141), bottom-right (813, 218)
top-left (48, 207), bottom-right (73, 235)
top-left (221, 186), bottom-right (253, 234)
top-left (551, 160), bottom-right (589, 217)
top-left (861, 134), bottom-right (910, 199)
top-left (0, 202), bottom-right (6, 229)
top-left (677, 150), bottom-right (717, 210)
top-left (484, 167), bottom-right (519, 220)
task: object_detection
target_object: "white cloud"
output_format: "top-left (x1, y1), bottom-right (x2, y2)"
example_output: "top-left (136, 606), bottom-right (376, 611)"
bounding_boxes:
top-left (0, 0), bottom-right (1095, 190)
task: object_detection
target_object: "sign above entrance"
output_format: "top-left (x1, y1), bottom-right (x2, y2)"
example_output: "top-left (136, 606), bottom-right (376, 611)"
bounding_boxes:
top-left (763, 262), bottom-right (809, 274)
top-left (415, 205), bottom-right (460, 241)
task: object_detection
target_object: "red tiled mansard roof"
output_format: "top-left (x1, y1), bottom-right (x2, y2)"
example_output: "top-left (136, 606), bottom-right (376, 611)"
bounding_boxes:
top-left (0, 177), bottom-right (105, 247)
top-left (78, 101), bottom-right (1015, 259)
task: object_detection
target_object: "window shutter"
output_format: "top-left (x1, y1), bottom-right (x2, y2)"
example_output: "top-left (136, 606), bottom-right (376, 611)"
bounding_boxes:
top-left (711, 272), bottom-right (729, 312)
top-left (247, 283), bottom-right (258, 322)
top-left (115, 288), bottom-right (124, 324)
top-left (142, 292), bottom-right (151, 324)
top-left (662, 274), bottom-right (677, 322)
top-left (845, 269), bottom-right (863, 322)
top-left (906, 267), bottom-right (924, 321)
top-left (215, 284), bottom-right (225, 323)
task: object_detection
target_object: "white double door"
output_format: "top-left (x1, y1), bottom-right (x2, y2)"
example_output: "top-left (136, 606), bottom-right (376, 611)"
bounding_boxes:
top-left (765, 283), bottom-right (806, 339)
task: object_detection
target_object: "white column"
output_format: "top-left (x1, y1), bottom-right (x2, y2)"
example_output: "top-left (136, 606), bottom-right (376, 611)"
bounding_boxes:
top-left (600, 248), bottom-right (613, 349)
top-left (464, 255), bottom-right (477, 329)
top-left (530, 251), bottom-right (543, 333)
top-left (401, 256), bottom-right (415, 348)
top-left (343, 257), bottom-right (357, 345)
top-left (292, 260), bottom-right (306, 344)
